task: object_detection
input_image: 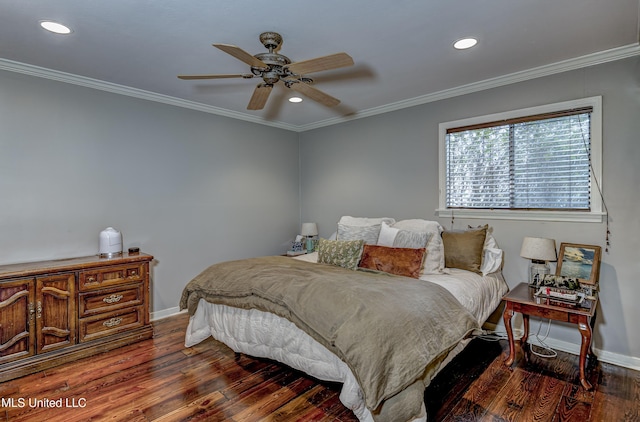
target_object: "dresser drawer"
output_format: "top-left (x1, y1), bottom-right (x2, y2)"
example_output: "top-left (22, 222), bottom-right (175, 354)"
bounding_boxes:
top-left (79, 263), bottom-right (145, 291)
top-left (79, 306), bottom-right (144, 343)
top-left (78, 284), bottom-right (143, 318)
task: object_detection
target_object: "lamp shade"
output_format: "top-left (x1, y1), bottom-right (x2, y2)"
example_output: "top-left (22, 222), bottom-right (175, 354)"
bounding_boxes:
top-left (300, 223), bottom-right (318, 237)
top-left (520, 237), bottom-right (557, 262)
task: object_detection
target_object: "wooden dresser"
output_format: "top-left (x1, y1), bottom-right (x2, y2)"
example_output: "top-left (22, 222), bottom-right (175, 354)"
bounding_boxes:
top-left (0, 252), bottom-right (153, 382)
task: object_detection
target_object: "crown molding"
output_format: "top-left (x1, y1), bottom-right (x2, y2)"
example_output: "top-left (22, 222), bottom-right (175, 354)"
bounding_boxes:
top-left (297, 43), bottom-right (640, 132)
top-left (2, 43), bottom-right (639, 133)
top-left (0, 59), bottom-right (299, 132)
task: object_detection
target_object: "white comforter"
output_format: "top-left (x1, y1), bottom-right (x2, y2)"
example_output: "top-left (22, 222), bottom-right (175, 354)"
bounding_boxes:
top-left (184, 254), bottom-right (508, 422)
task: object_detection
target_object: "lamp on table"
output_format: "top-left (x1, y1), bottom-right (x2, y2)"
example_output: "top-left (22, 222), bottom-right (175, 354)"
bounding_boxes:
top-left (301, 223), bottom-right (318, 253)
top-left (520, 237), bottom-right (557, 285)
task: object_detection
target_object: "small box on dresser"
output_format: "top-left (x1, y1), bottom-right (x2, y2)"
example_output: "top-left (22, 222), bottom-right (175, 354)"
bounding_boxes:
top-left (0, 252), bottom-right (153, 382)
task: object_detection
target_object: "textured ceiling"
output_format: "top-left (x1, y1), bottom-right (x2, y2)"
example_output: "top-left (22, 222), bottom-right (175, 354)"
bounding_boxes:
top-left (1, 0), bottom-right (639, 131)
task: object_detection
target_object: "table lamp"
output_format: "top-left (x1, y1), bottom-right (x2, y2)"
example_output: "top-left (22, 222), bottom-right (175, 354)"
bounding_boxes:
top-left (301, 223), bottom-right (318, 252)
top-left (520, 237), bottom-right (557, 285)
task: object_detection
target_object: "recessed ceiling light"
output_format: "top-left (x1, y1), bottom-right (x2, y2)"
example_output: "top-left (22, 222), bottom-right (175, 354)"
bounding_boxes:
top-left (453, 38), bottom-right (477, 50)
top-left (288, 97), bottom-right (303, 103)
top-left (40, 20), bottom-right (72, 35)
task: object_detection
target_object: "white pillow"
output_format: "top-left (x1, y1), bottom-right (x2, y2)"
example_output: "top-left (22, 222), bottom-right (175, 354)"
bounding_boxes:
top-left (378, 221), bottom-right (431, 249)
top-left (481, 234), bottom-right (503, 275)
top-left (391, 219), bottom-right (443, 233)
top-left (392, 219), bottom-right (445, 274)
top-left (337, 216), bottom-right (396, 245)
top-left (377, 221), bottom-right (399, 246)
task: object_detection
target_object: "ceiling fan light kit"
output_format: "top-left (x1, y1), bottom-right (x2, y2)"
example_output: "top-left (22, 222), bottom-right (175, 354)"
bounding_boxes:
top-left (178, 32), bottom-right (354, 111)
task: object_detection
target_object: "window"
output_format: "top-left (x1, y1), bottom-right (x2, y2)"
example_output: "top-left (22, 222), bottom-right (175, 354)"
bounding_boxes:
top-left (438, 97), bottom-right (603, 222)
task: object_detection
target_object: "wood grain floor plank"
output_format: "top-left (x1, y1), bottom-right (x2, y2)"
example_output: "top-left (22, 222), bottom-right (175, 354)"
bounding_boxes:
top-left (425, 339), bottom-right (504, 421)
top-left (150, 390), bottom-right (227, 422)
top-left (440, 356), bottom-right (512, 421)
top-left (555, 395), bottom-right (592, 422)
top-left (590, 369), bottom-right (640, 421)
top-left (518, 374), bottom-right (566, 422)
top-left (484, 366), bottom-right (543, 421)
top-left (263, 384), bottom-right (331, 421)
top-left (232, 376), bottom-right (317, 422)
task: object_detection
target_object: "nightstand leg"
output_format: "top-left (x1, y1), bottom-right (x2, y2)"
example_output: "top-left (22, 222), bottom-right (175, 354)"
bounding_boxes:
top-left (521, 314), bottom-right (530, 343)
top-left (503, 304), bottom-right (516, 366)
top-left (589, 310), bottom-right (598, 359)
top-left (521, 314), bottom-right (530, 360)
top-left (578, 316), bottom-right (593, 390)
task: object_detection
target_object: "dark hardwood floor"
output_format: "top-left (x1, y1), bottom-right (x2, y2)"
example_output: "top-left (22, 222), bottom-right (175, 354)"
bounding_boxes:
top-left (1, 313), bottom-right (638, 421)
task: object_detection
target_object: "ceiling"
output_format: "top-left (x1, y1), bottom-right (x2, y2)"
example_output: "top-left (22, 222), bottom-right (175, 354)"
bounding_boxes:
top-left (1, 0), bottom-right (639, 132)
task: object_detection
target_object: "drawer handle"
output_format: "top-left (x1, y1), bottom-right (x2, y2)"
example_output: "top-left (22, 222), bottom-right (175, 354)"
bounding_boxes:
top-left (103, 317), bottom-right (123, 328)
top-left (128, 270), bottom-right (138, 277)
top-left (86, 276), bottom-right (97, 283)
top-left (103, 294), bottom-right (124, 304)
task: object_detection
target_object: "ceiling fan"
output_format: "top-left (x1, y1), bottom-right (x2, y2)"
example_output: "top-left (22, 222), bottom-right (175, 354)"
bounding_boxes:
top-left (178, 32), bottom-right (354, 110)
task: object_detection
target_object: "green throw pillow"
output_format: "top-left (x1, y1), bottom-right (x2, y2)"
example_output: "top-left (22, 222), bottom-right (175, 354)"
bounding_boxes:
top-left (317, 238), bottom-right (365, 270)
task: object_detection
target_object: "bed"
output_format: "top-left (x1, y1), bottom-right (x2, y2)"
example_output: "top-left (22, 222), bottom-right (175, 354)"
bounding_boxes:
top-left (180, 218), bottom-right (508, 422)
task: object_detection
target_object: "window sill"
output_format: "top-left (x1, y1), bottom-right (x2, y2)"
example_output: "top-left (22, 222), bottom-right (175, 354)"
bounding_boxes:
top-left (435, 208), bottom-right (606, 223)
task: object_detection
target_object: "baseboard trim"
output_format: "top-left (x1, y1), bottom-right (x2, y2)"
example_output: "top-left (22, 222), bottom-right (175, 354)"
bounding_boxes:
top-left (528, 337), bottom-right (640, 371)
top-left (151, 306), bottom-right (185, 321)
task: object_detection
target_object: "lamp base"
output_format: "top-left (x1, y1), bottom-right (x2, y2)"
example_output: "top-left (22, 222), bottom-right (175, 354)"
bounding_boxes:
top-left (529, 260), bottom-right (550, 286)
top-left (305, 237), bottom-right (317, 253)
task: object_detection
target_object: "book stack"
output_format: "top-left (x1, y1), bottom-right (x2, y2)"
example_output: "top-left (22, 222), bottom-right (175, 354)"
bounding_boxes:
top-left (535, 286), bottom-right (583, 302)
top-left (531, 274), bottom-right (590, 303)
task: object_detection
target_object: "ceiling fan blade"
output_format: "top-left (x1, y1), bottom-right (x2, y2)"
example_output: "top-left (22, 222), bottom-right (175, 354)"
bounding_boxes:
top-left (285, 52), bottom-right (354, 75)
top-left (247, 84), bottom-right (273, 110)
top-left (213, 44), bottom-right (268, 68)
top-left (290, 82), bottom-right (340, 107)
top-left (177, 74), bottom-right (254, 80)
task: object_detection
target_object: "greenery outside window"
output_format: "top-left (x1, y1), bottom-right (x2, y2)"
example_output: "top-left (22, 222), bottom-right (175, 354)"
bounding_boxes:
top-left (437, 97), bottom-right (603, 222)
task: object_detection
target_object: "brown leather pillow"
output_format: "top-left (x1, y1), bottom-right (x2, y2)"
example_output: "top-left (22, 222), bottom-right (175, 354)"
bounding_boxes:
top-left (358, 245), bottom-right (426, 279)
top-left (441, 225), bottom-right (487, 273)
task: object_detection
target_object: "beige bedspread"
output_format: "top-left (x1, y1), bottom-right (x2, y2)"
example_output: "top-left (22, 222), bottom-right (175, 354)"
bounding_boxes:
top-left (180, 256), bottom-right (480, 421)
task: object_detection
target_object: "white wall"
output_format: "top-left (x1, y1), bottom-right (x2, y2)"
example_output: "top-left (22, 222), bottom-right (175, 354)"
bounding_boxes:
top-left (299, 57), bottom-right (640, 367)
top-left (0, 70), bottom-right (300, 315)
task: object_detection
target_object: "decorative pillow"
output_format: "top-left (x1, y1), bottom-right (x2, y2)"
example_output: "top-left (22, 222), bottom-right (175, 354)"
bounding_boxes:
top-left (467, 225), bottom-right (503, 275)
top-left (359, 245), bottom-right (426, 279)
top-left (392, 219), bottom-right (445, 274)
top-left (376, 221), bottom-right (399, 246)
top-left (317, 238), bottom-right (365, 270)
top-left (338, 224), bottom-right (383, 244)
top-left (481, 233), bottom-right (503, 275)
top-left (377, 221), bottom-right (432, 249)
top-left (393, 228), bottom-right (432, 249)
top-left (337, 216), bottom-right (395, 244)
top-left (441, 225), bottom-right (488, 274)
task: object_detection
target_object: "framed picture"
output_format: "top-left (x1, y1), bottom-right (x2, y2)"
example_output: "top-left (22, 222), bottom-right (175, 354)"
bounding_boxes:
top-left (556, 243), bottom-right (602, 285)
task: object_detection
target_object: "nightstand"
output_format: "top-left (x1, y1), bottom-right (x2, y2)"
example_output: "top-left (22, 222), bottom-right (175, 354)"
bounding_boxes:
top-left (502, 282), bottom-right (598, 390)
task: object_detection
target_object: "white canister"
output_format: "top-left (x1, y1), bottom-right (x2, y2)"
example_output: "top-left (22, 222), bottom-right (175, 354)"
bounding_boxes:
top-left (99, 227), bottom-right (123, 258)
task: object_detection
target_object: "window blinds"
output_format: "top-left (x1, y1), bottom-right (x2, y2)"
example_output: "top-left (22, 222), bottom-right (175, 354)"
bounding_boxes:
top-left (445, 108), bottom-right (592, 210)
